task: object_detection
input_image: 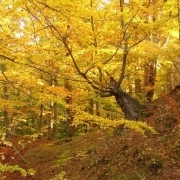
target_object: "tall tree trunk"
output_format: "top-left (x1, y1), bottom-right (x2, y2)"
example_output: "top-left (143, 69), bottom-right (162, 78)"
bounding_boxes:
top-left (171, 58), bottom-right (180, 90)
top-left (144, 62), bottom-right (156, 102)
top-left (64, 80), bottom-right (75, 137)
top-left (88, 98), bottom-right (94, 114)
top-left (3, 82), bottom-right (13, 137)
top-left (52, 101), bottom-right (58, 139)
top-left (47, 78), bottom-right (58, 140)
top-left (39, 104), bottom-right (44, 130)
top-left (135, 79), bottom-right (142, 94)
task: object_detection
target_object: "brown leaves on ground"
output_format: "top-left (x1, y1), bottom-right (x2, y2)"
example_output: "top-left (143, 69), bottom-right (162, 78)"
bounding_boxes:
top-left (1, 87), bottom-right (180, 180)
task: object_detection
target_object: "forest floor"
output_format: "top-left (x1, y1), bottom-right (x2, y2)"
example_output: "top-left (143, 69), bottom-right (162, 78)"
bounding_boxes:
top-left (1, 87), bottom-right (180, 180)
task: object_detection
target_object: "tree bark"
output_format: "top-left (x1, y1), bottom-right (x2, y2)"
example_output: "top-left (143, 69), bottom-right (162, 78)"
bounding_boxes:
top-left (39, 104), bottom-right (44, 130)
top-left (101, 77), bottom-right (143, 120)
top-left (3, 82), bottom-right (13, 137)
top-left (114, 88), bottom-right (142, 120)
top-left (52, 102), bottom-right (58, 139)
top-left (144, 62), bottom-right (156, 102)
top-left (64, 80), bottom-right (75, 137)
top-left (47, 78), bottom-right (58, 140)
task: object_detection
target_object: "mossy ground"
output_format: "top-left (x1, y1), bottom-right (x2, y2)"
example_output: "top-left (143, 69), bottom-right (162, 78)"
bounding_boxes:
top-left (1, 126), bottom-right (180, 180)
top-left (1, 88), bottom-right (180, 180)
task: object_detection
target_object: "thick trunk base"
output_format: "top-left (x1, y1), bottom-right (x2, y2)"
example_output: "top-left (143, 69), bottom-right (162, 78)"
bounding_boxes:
top-left (114, 88), bottom-right (143, 120)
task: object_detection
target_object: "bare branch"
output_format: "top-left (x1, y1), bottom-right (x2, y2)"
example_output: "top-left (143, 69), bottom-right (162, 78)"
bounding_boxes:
top-left (0, 55), bottom-right (16, 62)
top-left (36, 0), bottom-right (71, 22)
top-left (102, 42), bottom-right (122, 65)
top-left (129, 36), bottom-right (146, 49)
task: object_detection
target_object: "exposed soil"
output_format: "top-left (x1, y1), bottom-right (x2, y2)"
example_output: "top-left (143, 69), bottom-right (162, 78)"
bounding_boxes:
top-left (1, 87), bottom-right (180, 180)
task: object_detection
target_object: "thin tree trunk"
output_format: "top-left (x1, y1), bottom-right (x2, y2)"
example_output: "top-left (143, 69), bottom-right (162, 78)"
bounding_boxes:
top-left (135, 78), bottom-right (142, 98)
top-left (47, 101), bottom-right (57, 140)
top-left (52, 102), bottom-right (58, 139)
top-left (3, 82), bottom-right (13, 137)
top-left (64, 80), bottom-right (75, 137)
top-left (39, 104), bottom-right (44, 130)
top-left (135, 79), bottom-right (142, 94)
top-left (47, 115), bottom-right (53, 140)
top-left (144, 62), bottom-right (156, 102)
top-left (89, 98), bottom-right (94, 114)
top-left (47, 78), bottom-right (58, 140)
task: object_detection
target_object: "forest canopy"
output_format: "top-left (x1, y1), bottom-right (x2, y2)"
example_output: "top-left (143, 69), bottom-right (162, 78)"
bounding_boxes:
top-left (0, 0), bottom-right (180, 138)
top-left (1, 1), bottom-right (180, 179)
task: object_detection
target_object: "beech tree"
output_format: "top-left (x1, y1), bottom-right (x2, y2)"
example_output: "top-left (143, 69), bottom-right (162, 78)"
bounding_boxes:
top-left (22, 0), bottom-right (176, 120)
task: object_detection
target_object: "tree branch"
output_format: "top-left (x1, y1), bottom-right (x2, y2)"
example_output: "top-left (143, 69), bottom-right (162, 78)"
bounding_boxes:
top-left (102, 13), bottom-right (137, 65)
top-left (46, 20), bottom-right (102, 91)
top-left (115, 41), bottom-right (129, 89)
top-left (1, 71), bottom-right (38, 100)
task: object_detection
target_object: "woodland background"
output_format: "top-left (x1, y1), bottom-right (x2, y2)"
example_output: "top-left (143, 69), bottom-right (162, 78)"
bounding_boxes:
top-left (0, 0), bottom-right (180, 179)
